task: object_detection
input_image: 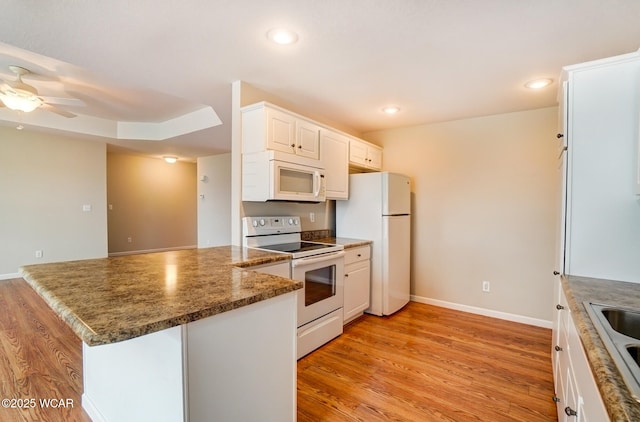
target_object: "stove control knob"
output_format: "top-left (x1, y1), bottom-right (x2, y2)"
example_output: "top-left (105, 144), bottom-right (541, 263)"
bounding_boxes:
top-left (288, 218), bottom-right (294, 225)
top-left (252, 220), bottom-right (258, 228)
top-left (294, 218), bottom-right (299, 225)
top-left (259, 219), bottom-right (266, 226)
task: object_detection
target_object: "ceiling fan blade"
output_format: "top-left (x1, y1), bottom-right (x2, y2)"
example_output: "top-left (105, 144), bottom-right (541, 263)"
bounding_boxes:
top-left (41, 103), bottom-right (76, 118)
top-left (40, 95), bottom-right (85, 107)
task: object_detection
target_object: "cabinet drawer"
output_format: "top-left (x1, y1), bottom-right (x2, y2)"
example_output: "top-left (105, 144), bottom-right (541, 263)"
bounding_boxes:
top-left (345, 246), bottom-right (370, 265)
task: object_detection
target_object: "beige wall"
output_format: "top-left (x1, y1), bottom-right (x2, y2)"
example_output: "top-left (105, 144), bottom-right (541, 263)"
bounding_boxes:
top-left (0, 127), bottom-right (107, 276)
top-left (364, 107), bottom-right (559, 322)
top-left (107, 152), bottom-right (197, 254)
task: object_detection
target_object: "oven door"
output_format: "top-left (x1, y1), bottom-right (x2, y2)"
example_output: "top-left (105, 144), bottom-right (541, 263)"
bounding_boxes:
top-left (291, 251), bottom-right (344, 327)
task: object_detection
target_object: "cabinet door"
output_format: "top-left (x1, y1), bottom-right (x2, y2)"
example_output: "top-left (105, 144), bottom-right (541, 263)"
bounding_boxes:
top-left (367, 145), bottom-right (383, 170)
top-left (266, 107), bottom-right (296, 154)
top-left (320, 129), bottom-right (349, 199)
top-left (563, 365), bottom-right (579, 422)
top-left (296, 120), bottom-right (320, 159)
top-left (343, 260), bottom-right (370, 323)
top-left (349, 138), bottom-right (369, 167)
top-left (555, 80), bottom-right (568, 278)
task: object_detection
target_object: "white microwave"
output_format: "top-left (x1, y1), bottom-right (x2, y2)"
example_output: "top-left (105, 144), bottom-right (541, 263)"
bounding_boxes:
top-left (242, 150), bottom-right (326, 202)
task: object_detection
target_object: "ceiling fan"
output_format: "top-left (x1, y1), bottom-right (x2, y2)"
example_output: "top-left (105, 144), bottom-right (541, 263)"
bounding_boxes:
top-left (0, 65), bottom-right (83, 118)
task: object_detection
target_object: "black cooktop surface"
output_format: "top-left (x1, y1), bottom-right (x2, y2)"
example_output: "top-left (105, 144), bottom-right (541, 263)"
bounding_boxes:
top-left (259, 242), bottom-right (334, 254)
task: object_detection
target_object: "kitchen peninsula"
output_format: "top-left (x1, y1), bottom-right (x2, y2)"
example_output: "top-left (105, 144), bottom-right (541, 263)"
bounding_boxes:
top-left (20, 246), bottom-right (301, 422)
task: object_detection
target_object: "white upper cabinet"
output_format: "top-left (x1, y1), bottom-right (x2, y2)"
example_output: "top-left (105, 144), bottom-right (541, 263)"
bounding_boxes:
top-left (349, 137), bottom-right (382, 171)
top-left (296, 118), bottom-right (321, 159)
top-left (241, 101), bottom-right (384, 189)
top-left (242, 102), bottom-right (320, 160)
top-left (320, 129), bottom-right (349, 199)
top-left (264, 106), bottom-right (296, 153)
top-left (561, 51), bottom-right (640, 282)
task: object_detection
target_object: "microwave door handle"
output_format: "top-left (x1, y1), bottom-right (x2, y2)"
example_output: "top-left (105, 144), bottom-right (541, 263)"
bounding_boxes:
top-left (313, 171), bottom-right (320, 198)
top-left (291, 251), bottom-right (345, 267)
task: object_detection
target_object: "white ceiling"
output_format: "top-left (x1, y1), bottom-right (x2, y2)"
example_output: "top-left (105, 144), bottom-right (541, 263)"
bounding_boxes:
top-left (1, 1), bottom-right (639, 161)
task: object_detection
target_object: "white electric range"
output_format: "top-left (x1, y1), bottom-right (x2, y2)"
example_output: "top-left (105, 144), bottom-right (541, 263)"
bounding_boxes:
top-left (242, 216), bottom-right (344, 359)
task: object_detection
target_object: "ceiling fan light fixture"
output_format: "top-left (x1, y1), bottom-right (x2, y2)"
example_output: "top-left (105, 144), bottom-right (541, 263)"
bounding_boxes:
top-left (0, 89), bottom-right (43, 112)
top-left (163, 156), bottom-right (178, 164)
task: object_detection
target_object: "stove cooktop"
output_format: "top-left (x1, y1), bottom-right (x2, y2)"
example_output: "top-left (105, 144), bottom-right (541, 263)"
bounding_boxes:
top-left (257, 241), bottom-right (336, 254)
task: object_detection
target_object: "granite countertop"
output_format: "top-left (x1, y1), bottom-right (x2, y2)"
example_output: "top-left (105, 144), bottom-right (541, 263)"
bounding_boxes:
top-left (562, 275), bottom-right (640, 421)
top-left (314, 237), bottom-right (372, 249)
top-left (20, 246), bottom-right (300, 347)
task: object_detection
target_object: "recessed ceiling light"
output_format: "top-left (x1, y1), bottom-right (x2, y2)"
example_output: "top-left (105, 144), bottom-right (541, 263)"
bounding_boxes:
top-left (524, 78), bottom-right (553, 89)
top-left (382, 106), bottom-right (400, 115)
top-left (163, 156), bottom-right (178, 164)
top-left (266, 28), bottom-right (299, 45)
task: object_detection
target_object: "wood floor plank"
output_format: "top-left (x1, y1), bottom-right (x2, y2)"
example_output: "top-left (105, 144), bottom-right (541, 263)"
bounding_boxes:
top-left (298, 301), bottom-right (557, 421)
top-left (0, 279), bottom-right (90, 422)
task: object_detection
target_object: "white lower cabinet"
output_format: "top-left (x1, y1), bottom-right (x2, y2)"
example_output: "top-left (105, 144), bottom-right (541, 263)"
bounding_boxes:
top-left (343, 245), bottom-right (371, 323)
top-left (553, 280), bottom-right (608, 421)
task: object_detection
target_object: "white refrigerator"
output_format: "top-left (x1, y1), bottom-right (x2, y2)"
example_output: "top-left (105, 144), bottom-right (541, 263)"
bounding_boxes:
top-left (336, 172), bottom-right (411, 316)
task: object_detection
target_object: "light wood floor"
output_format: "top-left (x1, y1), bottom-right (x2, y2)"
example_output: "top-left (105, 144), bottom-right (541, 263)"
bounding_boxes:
top-left (1, 278), bottom-right (557, 421)
top-left (298, 302), bottom-right (558, 421)
top-left (0, 278), bottom-right (90, 422)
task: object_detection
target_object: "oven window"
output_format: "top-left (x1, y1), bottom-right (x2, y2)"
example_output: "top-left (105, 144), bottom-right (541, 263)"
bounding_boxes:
top-left (304, 265), bottom-right (336, 307)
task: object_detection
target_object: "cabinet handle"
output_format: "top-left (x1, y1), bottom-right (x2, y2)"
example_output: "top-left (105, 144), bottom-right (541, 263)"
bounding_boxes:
top-left (552, 395), bottom-right (560, 403)
top-left (557, 133), bottom-right (564, 139)
top-left (553, 271), bottom-right (560, 275)
top-left (290, 143), bottom-right (296, 148)
top-left (298, 145), bottom-right (302, 149)
top-left (555, 345), bottom-right (563, 352)
top-left (556, 304), bottom-right (565, 310)
top-left (564, 406), bottom-right (577, 417)
top-left (344, 274), bottom-right (349, 277)
top-left (357, 254), bottom-right (362, 257)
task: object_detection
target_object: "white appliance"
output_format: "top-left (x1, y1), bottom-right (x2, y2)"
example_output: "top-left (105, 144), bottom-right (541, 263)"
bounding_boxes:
top-left (336, 172), bottom-right (411, 316)
top-left (242, 216), bottom-right (344, 359)
top-left (242, 150), bottom-right (326, 202)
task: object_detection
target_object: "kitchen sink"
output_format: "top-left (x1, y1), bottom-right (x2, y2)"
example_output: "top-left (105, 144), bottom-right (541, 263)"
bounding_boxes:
top-left (601, 308), bottom-right (640, 340)
top-left (585, 302), bottom-right (640, 402)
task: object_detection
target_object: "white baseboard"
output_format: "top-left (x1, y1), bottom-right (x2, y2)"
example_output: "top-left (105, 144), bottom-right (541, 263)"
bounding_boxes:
top-left (411, 295), bottom-right (552, 329)
top-left (108, 245), bottom-right (197, 257)
top-left (0, 272), bottom-right (20, 281)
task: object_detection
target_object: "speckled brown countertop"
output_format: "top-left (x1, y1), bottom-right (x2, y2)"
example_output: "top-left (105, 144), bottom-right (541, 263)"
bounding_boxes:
top-left (20, 246), bottom-right (301, 347)
top-left (313, 237), bottom-right (372, 249)
top-left (562, 275), bottom-right (640, 421)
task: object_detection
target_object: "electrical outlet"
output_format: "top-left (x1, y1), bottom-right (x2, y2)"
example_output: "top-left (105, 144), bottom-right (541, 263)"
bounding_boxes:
top-left (309, 212), bottom-right (315, 223)
top-left (35, 250), bottom-right (43, 259)
top-left (127, 237), bottom-right (132, 243)
top-left (482, 281), bottom-right (490, 293)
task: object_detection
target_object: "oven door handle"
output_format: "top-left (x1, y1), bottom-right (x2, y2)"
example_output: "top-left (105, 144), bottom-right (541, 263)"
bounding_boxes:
top-left (291, 251), bottom-right (345, 267)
